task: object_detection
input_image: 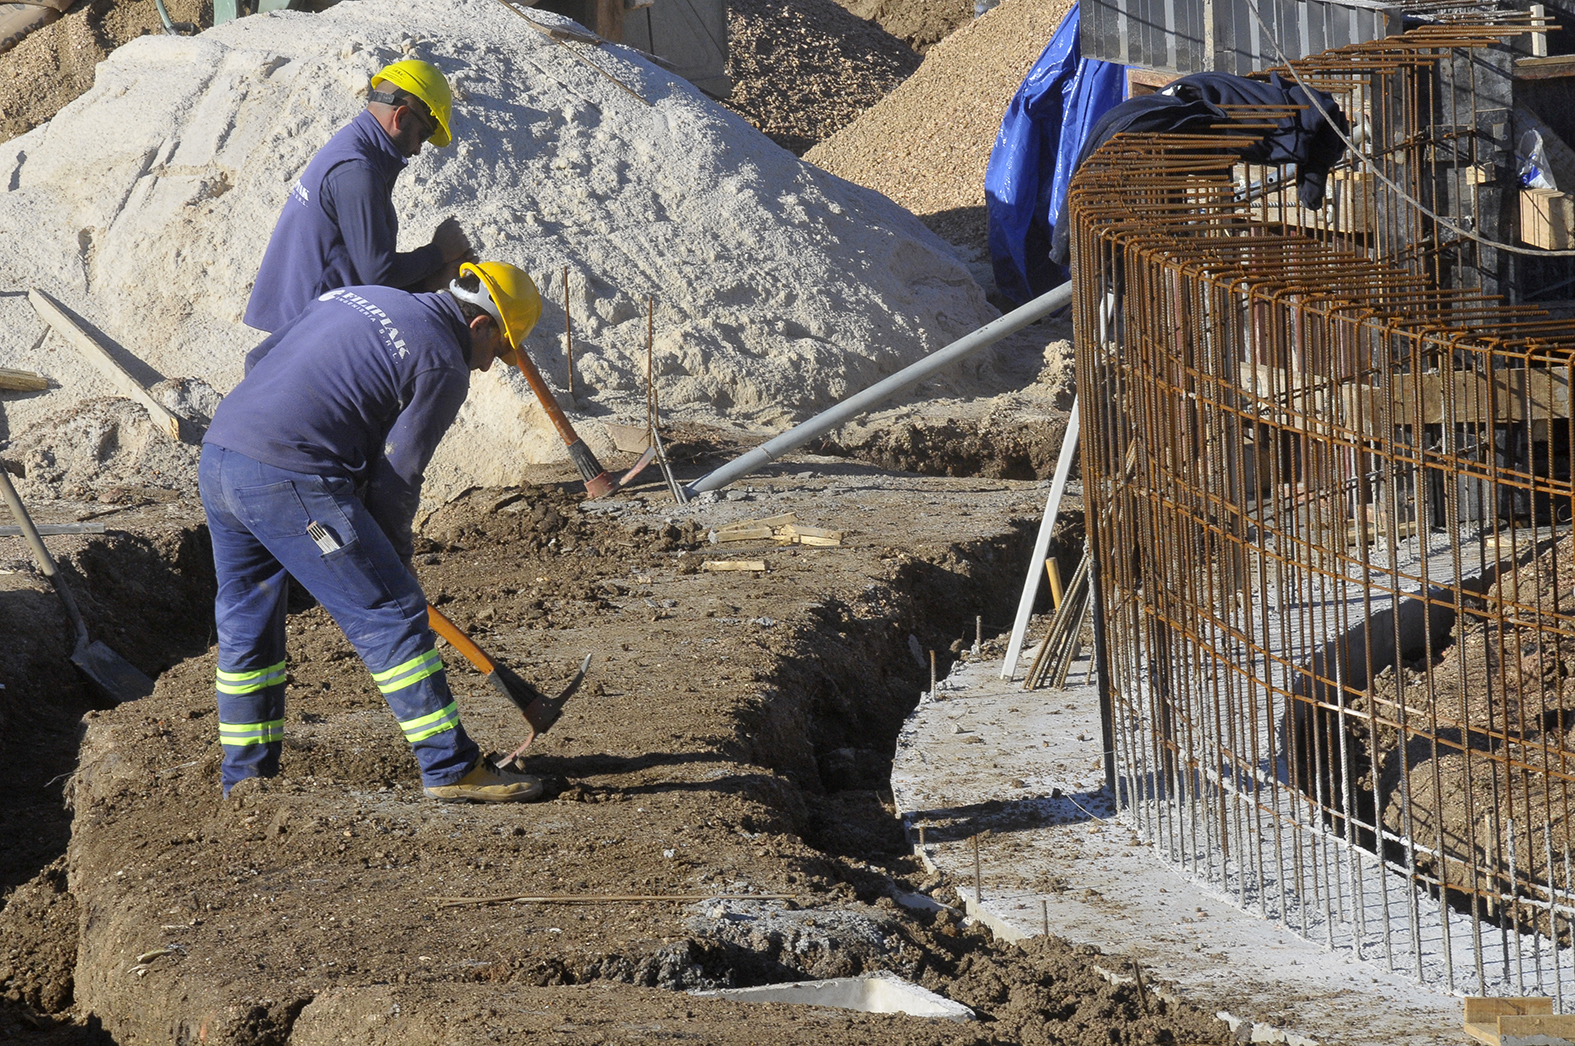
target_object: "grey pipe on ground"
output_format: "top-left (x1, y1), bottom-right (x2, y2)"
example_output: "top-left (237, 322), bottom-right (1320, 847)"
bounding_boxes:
top-left (683, 283), bottom-right (1075, 498)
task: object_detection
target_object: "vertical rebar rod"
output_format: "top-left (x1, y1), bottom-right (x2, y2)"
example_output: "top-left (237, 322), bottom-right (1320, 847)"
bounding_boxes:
top-left (563, 265), bottom-right (574, 396)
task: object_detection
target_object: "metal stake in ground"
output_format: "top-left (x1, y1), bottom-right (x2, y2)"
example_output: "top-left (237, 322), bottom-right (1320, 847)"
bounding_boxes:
top-left (563, 265), bottom-right (574, 399)
top-left (972, 833), bottom-right (984, 903)
top-left (647, 295), bottom-right (686, 504)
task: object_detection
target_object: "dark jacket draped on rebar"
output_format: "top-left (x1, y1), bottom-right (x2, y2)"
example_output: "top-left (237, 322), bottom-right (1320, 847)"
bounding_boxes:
top-left (1049, 71), bottom-right (1348, 267)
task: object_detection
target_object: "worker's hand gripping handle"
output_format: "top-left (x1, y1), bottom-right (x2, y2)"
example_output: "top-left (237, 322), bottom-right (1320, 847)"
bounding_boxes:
top-left (427, 605), bottom-right (496, 673)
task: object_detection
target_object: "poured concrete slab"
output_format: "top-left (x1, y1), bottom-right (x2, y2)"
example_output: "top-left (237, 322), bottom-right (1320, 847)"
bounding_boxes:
top-left (890, 654), bottom-right (1467, 1046)
top-left (692, 971), bottom-right (975, 1021)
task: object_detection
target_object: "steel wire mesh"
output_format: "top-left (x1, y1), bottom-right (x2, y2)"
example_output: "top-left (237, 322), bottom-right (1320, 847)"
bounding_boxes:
top-left (1073, 23), bottom-right (1575, 995)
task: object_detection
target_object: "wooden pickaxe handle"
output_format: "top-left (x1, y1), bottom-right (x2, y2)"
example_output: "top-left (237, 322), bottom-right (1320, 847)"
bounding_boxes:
top-left (427, 605), bottom-right (496, 674)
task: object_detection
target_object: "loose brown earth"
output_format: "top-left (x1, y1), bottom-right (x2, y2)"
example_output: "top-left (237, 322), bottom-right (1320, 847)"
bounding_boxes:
top-left (836, 0), bottom-right (974, 53)
top-left (723, 0), bottom-right (921, 156)
top-left (1357, 530), bottom-right (1575, 935)
top-left (0, 435), bottom-right (1234, 1045)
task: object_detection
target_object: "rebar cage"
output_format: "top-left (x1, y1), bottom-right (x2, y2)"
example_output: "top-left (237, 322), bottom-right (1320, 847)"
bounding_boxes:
top-left (1071, 22), bottom-right (1575, 996)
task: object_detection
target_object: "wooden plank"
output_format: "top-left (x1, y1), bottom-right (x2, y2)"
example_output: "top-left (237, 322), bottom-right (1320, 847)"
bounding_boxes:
top-left (1464, 1023), bottom-right (1498, 1046)
top-left (1516, 54), bottom-right (1575, 80)
top-left (1242, 363), bottom-right (1574, 430)
top-left (1466, 998), bottom-right (1555, 1022)
top-left (1522, 188), bottom-right (1575, 250)
top-left (0, 522), bottom-right (106, 536)
top-left (716, 513), bottom-right (795, 532)
top-left (784, 524), bottom-right (841, 541)
top-left (712, 526), bottom-right (773, 543)
top-left (1465, 997), bottom-right (1555, 1045)
top-left (28, 289), bottom-right (181, 442)
top-left (702, 560), bottom-right (765, 572)
top-left (590, 0), bottom-right (624, 41)
top-left (0, 367), bottom-right (48, 392)
top-left (777, 524), bottom-right (843, 546)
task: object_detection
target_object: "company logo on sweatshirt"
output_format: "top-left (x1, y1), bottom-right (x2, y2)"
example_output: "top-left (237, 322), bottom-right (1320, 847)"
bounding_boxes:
top-left (320, 289), bottom-right (410, 360)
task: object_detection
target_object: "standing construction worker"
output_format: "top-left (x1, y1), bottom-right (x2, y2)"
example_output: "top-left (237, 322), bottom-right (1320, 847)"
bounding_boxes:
top-left (202, 262), bottom-right (544, 802)
top-left (244, 58), bottom-right (475, 334)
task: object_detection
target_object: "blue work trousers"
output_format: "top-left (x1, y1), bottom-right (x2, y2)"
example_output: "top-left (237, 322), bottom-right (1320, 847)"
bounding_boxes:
top-left (198, 444), bottom-right (478, 793)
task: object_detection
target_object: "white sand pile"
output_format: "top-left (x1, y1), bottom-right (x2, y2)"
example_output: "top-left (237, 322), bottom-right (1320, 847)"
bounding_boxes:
top-left (0, 0), bottom-right (996, 505)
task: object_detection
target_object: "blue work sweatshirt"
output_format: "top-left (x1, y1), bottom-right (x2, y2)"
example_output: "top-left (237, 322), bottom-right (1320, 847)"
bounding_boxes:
top-left (244, 110), bottom-right (444, 333)
top-left (206, 286), bottom-right (472, 560)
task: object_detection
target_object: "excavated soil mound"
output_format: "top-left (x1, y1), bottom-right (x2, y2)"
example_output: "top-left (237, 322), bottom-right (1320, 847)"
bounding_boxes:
top-left (805, 0), bottom-right (1074, 259)
top-left (724, 0), bottom-right (921, 156)
top-left (29, 480), bottom-right (1231, 1045)
top-left (1358, 533), bottom-right (1575, 935)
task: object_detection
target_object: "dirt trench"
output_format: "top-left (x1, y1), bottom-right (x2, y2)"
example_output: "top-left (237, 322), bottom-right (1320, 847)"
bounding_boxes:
top-left (0, 473), bottom-right (1229, 1046)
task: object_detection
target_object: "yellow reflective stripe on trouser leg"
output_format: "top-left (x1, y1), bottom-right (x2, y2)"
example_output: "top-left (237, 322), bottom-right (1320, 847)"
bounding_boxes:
top-left (398, 701), bottom-right (460, 743)
top-left (218, 719), bottom-right (285, 746)
top-left (215, 660), bottom-right (287, 695)
top-left (371, 649), bottom-right (443, 695)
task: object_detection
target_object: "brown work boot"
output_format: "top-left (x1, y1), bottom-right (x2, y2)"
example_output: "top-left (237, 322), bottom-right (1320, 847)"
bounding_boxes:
top-left (424, 759), bottom-right (544, 803)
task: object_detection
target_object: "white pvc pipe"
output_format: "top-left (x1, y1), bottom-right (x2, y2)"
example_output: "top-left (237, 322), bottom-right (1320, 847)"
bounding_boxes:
top-left (1001, 396), bottom-right (1079, 680)
top-left (684, 284), bottom-right (1075, 498)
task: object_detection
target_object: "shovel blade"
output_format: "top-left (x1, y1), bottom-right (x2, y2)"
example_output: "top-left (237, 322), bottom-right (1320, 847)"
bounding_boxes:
top-left (73, 638), bottom-right (155, 703)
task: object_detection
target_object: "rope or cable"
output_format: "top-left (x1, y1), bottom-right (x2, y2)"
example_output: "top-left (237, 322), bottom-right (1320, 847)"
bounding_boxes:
top-left (1236, 0), bottom-right (1575, 259)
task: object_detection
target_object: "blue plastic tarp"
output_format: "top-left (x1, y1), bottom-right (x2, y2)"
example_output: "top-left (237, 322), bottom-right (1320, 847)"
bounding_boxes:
top-left (985, 4), bottom-right (1124, 305)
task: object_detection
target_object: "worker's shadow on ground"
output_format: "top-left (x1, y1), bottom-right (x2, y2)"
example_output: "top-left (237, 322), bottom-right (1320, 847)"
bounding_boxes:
top-left (522, 750), bottom-right (820, 807)
top-left (901, 789), bottom-right (1116, 843)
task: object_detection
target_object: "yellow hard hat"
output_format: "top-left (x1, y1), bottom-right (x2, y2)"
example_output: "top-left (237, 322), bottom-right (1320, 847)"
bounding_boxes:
top-left (455, 261), bottom-right (541, 366)
top-left (370, 59), bottom-right (454, 148)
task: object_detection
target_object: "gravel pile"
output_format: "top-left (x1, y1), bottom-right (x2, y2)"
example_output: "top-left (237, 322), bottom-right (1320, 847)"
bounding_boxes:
top-left (723, 0), bottom-right (921, 156)
top-left (840, 0), bottom-right (974, 52)
top-left (804, 0), bottom-right (1075, 257)
top-left (0, 0), bottom-right (210, 143)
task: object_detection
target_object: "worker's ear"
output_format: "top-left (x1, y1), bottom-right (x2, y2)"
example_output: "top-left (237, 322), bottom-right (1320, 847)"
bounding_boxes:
top-left (469, 314), bottom-right (504, 355)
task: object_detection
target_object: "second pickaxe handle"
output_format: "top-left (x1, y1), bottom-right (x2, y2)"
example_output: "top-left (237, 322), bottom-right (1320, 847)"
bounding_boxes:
top-left (511, 352), bottom-right (617, 497)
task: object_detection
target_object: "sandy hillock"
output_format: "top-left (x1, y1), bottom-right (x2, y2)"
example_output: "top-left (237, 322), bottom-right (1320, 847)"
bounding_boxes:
top-left (0, 0), bottom-right (995, 506)
top-left (804, 0), bottom-right (1074, 256)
